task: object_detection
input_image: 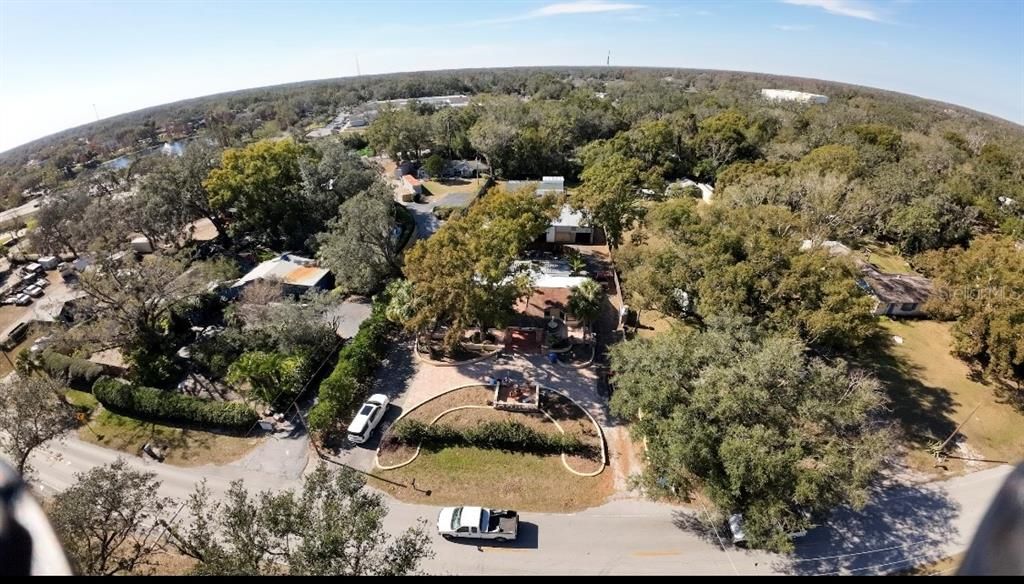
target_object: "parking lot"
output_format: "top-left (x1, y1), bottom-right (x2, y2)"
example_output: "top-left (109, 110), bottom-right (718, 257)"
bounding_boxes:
top-left (0, 267), bottom-right (80, 344)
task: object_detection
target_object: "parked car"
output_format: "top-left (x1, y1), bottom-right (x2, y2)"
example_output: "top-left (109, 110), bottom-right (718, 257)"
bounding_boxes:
top-left (34, 277), bottom-right (49, 288)
top-left (24, 285), bottom-right (43, 298)
top-left (728, 513), bottom-right (809, 547)
top-left (346, 394), bottom-right (390, 444)
top-left (14, 294), bottom-right (32, 306)
top-left (437, 506), bottom-right (519, 542)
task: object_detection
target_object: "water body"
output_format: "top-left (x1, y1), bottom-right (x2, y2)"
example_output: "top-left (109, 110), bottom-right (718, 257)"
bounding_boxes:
top-left (101, 140), bottom-right (186, 169)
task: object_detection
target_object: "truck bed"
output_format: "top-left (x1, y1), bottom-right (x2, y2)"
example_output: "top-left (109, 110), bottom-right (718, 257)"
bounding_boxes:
top-left (487, 510), bottom-right (519, 535)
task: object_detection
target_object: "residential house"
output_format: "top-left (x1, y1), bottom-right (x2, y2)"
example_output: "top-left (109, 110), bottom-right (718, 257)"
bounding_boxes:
top-left (402, 174), bottom-right (423, 195)
top-left (231, 253), bottom-right (332, 297)
top-left (507, 176), bottom-right (565, 196)
top-left (507, 259), bottom-right (590, 352)
top-left (445, 159), bottom-right (488, 179)
top-left (857, 267), bottom-right (932, 317)
top-left (545, 205), bottom-right (594, 244)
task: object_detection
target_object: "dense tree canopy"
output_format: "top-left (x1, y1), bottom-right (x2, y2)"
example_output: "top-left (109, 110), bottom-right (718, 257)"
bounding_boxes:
top-left (619, 198), bottom-right (878, 352)
top-left (917, 236), bottom-right (1024, 386)
top-left (610, 318), bottom-right (892, 552)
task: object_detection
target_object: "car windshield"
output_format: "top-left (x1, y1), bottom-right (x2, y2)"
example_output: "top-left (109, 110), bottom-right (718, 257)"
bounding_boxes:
top-left (451, 507), bottom-right (462, 530)
top-left (359, 404), bottom-right (375, 416)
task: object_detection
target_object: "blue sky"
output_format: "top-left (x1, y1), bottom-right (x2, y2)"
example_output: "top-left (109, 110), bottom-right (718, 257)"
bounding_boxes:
top-left (1, 0), bottom-right (1021, 151)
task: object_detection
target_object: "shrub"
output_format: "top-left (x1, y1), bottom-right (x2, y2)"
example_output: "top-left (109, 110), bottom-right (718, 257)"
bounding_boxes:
top-left (39, 350), bottom-right (105, 389)
top-left (309, 301), bottom-right (395, 432)
top-left (392, 419), bottom-right (587, 455)
top-left (92, 377), bottom-right (258, 432)
top-left (432, 206), bottom-right (462, 221)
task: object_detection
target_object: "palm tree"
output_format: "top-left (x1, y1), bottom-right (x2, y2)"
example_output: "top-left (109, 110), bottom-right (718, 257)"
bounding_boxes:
top-left (384, 279), bottom-right (417, 325)
top-left (567, 278), bottom-right (605, 330)
top-left (565, 249), bottom-right (587, 276)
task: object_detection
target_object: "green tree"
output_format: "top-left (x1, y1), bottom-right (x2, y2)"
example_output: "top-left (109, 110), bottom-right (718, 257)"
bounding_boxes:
top-left (610, 318), bottom-right (891, 552)
top-left (917, 235), bottom-right (1024, 385)
top-left (0, 375), bottom-right (77, 476)
top-left (227, 351), bottom-right (306, 405)
top-left (316, 181), bottom-right (403, 294)
top-left (168, 466), bottom-right (432, 575)
top-left (423, 153), bottom-right (445, 178)
top-left (567, 278), bottom-right (605, 329)
top-left (50, 460), bottom-right (172, 576)
top-left (366, 107), bottom-right (431, 161)
top-left (694, 109), bottom-right (753, 179)
top-left (383, 279), bottom-right (418, 325)
top-left (204, 139), bottom-right (307, 248)
top-left (404, 189), bottom-right (556, 349)
top-left (30, 191), bottom-right (91, 257)
top-left (574, 147), bottom-right (647, 248)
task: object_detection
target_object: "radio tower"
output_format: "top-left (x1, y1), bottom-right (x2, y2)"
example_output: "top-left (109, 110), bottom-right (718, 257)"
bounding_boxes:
top-left (355, 52), bottom-right (362, 76)
top-left (606, 50), bottom-right (611, 66)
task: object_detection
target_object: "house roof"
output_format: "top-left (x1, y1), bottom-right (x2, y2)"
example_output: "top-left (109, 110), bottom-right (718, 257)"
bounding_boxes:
top-left (515, 286), bottom-right (573, 319)
top-left (551, 205), bottom-right (587, 228)
top-left (538, 176), bottom-right (565, 193)
top-left (859, 272), bottom-right (933, 304)
top-left (402, 174), bottom-right (421, 187)
top-left (233, 253), bottom-right (330, 288)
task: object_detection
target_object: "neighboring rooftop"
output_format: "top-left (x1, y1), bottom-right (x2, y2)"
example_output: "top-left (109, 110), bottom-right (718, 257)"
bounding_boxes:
top-left (858, 270), bottom-right (933, 304)
top-left (233, 253), bottom-right (330, 288)
top-left (551, 205), bottom-right (586, 228)
top-left (760, 89), bottom-right (829, 104)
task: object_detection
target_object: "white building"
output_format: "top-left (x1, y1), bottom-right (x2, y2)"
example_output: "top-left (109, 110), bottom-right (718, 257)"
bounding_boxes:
top-left (760, 89), bottom-right (829, 105)
top-left (545, 205), bottom-right (593, 244)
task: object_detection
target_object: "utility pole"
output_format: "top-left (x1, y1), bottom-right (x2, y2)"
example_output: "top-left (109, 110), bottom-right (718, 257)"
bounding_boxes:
top-left (355, 52), bottom-right (361, 76)
top-left (931, 402), bottom-right (983, 462)
top-left (606, 50), bottom-right (611, 66)
top-left (92, 104), bottom-right (100, 121)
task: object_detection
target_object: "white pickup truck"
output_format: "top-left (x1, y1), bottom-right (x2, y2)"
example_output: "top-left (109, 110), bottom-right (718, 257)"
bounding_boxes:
top-left (437, 506), bottom-right (519, 542)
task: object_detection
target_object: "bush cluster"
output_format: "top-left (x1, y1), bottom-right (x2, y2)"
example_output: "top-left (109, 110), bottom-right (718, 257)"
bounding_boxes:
top-left (92, 377), bottom-right (258, 432)
top-left (392, 419), bottom-right (587, 455)
top-left (39, 350), bottom-right (105, 389)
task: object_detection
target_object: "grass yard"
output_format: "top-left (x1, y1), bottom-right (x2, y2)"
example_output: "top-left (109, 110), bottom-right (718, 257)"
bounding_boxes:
top-left (80, 407), bottom-right (261, 467)
top-left (65, 389), bottom-right (99, 411)
top-left (869, 320), bottom-right (1024, 476)
top-left (369, 446), bottom-right (613, 512)
top-left (422, 178), bottom-right (483, 198)
top-left (862, 244), bottom-right (916, 274)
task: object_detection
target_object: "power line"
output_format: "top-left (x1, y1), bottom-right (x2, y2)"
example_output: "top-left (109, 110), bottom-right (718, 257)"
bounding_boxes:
top-left (698, 500), bottom-right (739, 576)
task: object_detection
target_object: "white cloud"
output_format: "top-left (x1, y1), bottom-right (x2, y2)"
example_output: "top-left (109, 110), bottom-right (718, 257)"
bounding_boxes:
top-left (473, 1), bottom-right (643, 25)
top-left (782, 0), bottom-right (881, 22)
top-left (774, 24), bottom-right (813, 31)
top-left (532, 1), bottom-right (643, 17)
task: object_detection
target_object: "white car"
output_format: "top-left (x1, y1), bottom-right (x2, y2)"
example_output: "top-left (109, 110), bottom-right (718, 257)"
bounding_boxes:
top-left (347, 394), bottom-right (390, 444)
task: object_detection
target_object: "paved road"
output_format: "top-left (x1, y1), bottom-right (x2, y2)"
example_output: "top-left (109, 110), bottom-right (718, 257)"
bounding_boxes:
top-left (25, 435), bottom-right (1014, 575)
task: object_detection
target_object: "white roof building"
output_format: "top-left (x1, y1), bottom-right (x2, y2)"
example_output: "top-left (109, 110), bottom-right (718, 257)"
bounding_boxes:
top-left (233, 253), bottom-right (331, 290)
top-left (760, 89), bottom-right (829, 104)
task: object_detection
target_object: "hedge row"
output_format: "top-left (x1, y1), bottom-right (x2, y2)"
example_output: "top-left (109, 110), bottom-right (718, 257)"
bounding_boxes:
top-left (40, 350), bottom-right (105, 389)
top-left (92, 377), bottom-right (259, 432)
top-left (308, 301), bottom-right (394, 432)
top-left (392, 419), bottom-right (588, 456)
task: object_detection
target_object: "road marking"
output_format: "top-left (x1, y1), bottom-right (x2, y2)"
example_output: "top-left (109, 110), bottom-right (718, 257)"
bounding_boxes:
top-left (631, 550), bottom-right (682, 557)
top-left (477, 548), bottom-right (531, 553)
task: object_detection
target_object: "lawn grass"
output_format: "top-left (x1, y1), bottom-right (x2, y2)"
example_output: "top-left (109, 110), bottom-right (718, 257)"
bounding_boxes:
top-left (369, 446), bottom-right (613, 512)
top-left (863, 244), bottom-right (916, 274)
top-left (868, 320), bottom-right (1024, 476)
top-left (80, 406), bottom-right (261, 467)
top-left (422, 178), bottom-right (483, 200)
top-left (65, 389), bottom-right (99, 412)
